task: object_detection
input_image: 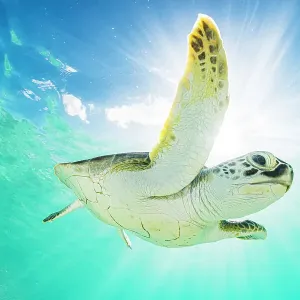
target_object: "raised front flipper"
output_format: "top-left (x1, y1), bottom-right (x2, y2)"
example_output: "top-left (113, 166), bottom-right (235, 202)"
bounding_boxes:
top-left (219, 220), bottom-right (267, 240)
top-left (145, 14), bottom-right (229, 195)
top-left (43, 199), bottom-right (83, 223)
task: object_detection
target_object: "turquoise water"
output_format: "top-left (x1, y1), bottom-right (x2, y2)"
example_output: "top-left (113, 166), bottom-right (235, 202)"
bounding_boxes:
top-left (1, 1), bottom-right (300, 299)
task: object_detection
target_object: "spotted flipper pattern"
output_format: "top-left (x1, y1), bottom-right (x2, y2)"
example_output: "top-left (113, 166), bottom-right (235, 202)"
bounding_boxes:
top-left (219, 220), bottom-right (267, 240)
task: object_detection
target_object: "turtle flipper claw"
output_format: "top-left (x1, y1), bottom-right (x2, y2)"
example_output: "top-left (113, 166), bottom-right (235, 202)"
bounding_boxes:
top-left (43, 212), bottom-right (60, 223)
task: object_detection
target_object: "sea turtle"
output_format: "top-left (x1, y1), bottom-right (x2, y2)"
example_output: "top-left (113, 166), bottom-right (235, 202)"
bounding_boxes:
top-left (44, 14), bottom-right (294, 248)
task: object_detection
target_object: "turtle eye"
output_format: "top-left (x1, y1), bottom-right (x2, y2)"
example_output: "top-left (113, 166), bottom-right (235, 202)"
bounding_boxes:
top-left (247, 152), bottom-right (277, 170)
top-left (252, 155), bottom-right (266, 166)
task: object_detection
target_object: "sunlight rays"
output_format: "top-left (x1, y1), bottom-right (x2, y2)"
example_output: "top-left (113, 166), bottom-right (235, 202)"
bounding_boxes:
top-left (105, 4), bottom-right (300, 167)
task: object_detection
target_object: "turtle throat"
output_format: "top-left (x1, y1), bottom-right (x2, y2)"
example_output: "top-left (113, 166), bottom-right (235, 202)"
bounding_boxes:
top-left (189, 170), bottom-right (223, 223)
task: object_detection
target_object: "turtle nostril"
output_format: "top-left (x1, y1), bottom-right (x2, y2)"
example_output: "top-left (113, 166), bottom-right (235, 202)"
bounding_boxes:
top-left (277, 164), bottom-right (288, 176)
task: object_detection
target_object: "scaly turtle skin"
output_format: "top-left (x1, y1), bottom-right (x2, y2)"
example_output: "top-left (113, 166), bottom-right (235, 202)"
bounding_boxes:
top-left (44, 15), bottom-right (294, 248)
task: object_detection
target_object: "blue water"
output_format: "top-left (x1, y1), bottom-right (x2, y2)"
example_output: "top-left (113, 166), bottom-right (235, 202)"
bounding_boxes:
top-left (1, 1), bottom-right (300, 299)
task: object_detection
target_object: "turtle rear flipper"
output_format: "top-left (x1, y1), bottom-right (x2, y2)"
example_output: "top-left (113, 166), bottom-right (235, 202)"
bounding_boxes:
top-left (219, 220), bottom-right (267, 240)
top-left (118, 229), bottom-right (132, 249)
top-left (43, 199), bottom-right (83, 223)
top-left (43, 200), bottom-right (133, 249)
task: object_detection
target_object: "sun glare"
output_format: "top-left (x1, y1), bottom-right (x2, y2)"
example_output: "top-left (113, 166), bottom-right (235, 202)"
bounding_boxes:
top-left (149, 10), bottom-right (298, 166)
top-left (107, 7), bottom-right (300, 168)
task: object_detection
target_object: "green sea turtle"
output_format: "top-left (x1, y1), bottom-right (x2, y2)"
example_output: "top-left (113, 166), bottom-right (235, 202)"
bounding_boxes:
top-left (44, 14), bottom-right (294, 248)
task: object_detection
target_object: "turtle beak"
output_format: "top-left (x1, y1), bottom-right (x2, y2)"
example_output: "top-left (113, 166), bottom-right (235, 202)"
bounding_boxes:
top-left (278, 164), bottom-right (293, 192)
top-left (286, 166), bottom-right (294, 191)
top-left (249, 163), bottom-right (294, 192)
top-left (262, 163), bottom-right (294, 192)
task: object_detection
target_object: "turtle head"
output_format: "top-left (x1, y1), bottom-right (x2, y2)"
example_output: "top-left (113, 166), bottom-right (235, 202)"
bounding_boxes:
top-left (208, 151), bottom-right (293, 219)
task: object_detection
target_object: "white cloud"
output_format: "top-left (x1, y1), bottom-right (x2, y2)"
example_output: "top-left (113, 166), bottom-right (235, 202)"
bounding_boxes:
top-left (32, 79), bottom-right (55, 91)
top-left (64, 65), bottom-right (77, 73)
top-left (62, 94), bottom-right (89, 123)
top-left (105, 95), bottom-right (172, 128)
top-left (88, 103), bottom-right (95, 111)
top-left (21, 89), bottom-right (41, 101)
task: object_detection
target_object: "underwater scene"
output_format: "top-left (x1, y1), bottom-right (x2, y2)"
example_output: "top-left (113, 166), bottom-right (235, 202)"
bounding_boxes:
top-left (1, 0), bottom-right (300, 299)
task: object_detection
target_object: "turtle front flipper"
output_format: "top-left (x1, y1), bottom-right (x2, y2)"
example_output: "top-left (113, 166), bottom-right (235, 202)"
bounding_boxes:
top-left (219, 220), bottom-right (267, 240)
top-left (43, 199), bottom-right (83, 223)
